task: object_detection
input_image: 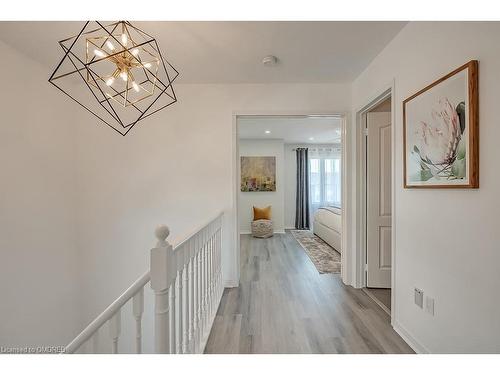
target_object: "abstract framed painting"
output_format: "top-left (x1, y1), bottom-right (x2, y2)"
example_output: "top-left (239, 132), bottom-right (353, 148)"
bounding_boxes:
top-left (240, 156), bottom-right (276, 192)
top-left (403, 60), bottom-right (479, 188)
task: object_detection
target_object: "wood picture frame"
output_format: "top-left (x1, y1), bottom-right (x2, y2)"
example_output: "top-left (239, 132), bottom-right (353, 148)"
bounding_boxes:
top-left (403, 60), bottom-right (479, 188)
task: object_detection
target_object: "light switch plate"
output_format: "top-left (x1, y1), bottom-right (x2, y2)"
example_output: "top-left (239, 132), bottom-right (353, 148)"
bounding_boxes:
top-left (414, 288), bottom-right (423, 308)
top-left (425, 296), bottom-right (435, 316)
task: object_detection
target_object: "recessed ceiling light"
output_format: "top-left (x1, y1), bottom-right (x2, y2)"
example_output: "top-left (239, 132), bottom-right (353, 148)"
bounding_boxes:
top-left (265, 130), bottom-right (271, 134)
top-left (309, 137), bottom-right (314, 141)
top-left (262, 55), bottom-right (278, 67)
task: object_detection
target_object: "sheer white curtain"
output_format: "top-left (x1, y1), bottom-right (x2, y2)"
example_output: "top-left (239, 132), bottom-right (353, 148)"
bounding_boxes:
top-left (309, 146), bottom-right (341, 216)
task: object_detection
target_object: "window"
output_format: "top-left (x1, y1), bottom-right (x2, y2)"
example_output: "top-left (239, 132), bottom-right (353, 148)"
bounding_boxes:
top-left (310, 158), bottom-right (321, 204)
top-left (309, 151), bottom-right (341, 210)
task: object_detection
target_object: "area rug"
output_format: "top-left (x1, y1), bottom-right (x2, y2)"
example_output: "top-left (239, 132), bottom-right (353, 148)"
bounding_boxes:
top-left (290, 230), bottom-right (341, 274)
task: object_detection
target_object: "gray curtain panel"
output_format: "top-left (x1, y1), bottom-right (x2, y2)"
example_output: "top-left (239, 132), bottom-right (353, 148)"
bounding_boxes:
top-left (295, 148), bottom-right (310, 230)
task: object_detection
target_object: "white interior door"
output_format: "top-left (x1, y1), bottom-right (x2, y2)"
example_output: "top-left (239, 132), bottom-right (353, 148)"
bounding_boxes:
top-left (366, 112), bottom-right (392, 288)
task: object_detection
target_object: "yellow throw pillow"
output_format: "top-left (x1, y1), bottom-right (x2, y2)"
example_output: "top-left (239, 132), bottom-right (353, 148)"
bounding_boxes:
top-left (253, 206), bottom-right (272, 221)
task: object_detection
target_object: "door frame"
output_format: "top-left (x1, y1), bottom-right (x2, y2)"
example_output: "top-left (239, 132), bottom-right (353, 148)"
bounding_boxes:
top-left (354, 81), bottom-right (396, 323)
top-left (231, 111), bottom-right (348, 287)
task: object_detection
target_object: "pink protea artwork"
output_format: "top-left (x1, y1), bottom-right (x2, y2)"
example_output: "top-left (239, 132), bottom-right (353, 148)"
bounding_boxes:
top-left (411, 98), bottom-right (466, 181)
top-left (404, 60), bottom-right (478, 188)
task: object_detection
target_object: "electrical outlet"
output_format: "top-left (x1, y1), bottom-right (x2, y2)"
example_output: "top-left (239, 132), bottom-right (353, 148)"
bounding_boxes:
top-left (425, 296), bottom-right (435, 316)
top-left (414, 288), bottom-right (423, 308)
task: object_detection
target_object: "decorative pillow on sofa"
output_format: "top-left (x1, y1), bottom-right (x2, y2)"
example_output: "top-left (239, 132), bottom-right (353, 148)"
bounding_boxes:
top-left (253, 206), bottom-right (272, 221)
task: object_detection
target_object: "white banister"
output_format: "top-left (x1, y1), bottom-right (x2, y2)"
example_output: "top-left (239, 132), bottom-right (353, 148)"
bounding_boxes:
top-left (193, 243), bottom-right (200, 353)
top-left (150, 224), bottom-right (174, 354)
top-left (169, 282), bottom-right (176, 353)
top-left (65, 212), bottom-right (224, 354)
top-left (188, 247), bottom-right (195, 352)
top-left (181, 262), bottom-right (189, 353)
top-left (91, 329), bottom-right (99, 354)
top-left (209, 230), bottom-right (214, 316)
top-left (65, 271), bottom-right (151, 354)
top-left (109, 310), bottom-right (121, 354)
top-left (132, 288), bottom-right (144, 353)
top-left (201, 231), bottom-right (206, 337)
top-left (196, 237), bottom-right (203, 351)
top-left (175, 267), bottom-right (182, 354)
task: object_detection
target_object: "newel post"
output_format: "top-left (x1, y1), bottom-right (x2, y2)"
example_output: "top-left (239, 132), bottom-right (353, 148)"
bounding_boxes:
top-left (150, 225), bottom-right (175, 354)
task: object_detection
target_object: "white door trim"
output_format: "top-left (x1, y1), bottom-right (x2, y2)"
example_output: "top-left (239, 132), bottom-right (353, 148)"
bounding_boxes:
top-left (354, 80), bottom-right (396, 325)
top-left (231, 110), bottom-right (348, 286)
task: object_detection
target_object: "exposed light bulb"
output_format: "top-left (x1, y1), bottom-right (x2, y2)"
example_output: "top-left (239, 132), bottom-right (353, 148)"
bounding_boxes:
top-left (105, 77), bottom-right (115, 86)
top-left (132, 81), bottom-right (140, 92)
top-left (105, 40), bottom-right (115, 51)
top-left (143, 62), bottom-right (152, 69)
top-left (120, 71), bottom-right (128, 81)
top-left (265, 130), bottom-right (271, 134)
top-left (94, 49), bottom-right (107, 58)
top-left (121, 33), bottom-right (128, 45)
top-left (131, 48), bottom-right (139, 57)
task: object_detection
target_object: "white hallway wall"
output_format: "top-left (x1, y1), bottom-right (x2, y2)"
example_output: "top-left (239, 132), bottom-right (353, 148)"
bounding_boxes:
top-left (0, 40), bottom-right (80, 348)
top-left (74, 83), bottom-right (351, 350)
top-left (351, 21), bottom-right (500, 353)
top-left (239, 139), bottom-right (285, 233)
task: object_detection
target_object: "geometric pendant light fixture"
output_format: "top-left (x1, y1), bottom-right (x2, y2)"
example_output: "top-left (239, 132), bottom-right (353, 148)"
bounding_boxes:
top-left (49, 21), bottom-right (179, 136)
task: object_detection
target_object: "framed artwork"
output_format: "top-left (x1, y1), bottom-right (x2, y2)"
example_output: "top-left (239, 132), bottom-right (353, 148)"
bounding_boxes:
top-left (240, 156), bottom-right (276, 192)
top-left (403, 60), bottom-right (479, 188)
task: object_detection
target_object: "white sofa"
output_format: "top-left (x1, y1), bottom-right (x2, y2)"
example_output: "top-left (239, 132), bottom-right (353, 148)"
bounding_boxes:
top-left (313, 206), bottom-right (341, 253)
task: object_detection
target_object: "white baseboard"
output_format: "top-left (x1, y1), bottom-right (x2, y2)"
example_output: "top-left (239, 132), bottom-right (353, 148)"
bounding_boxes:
top-left (224, 280), bottom-right (239, 288)
top-left (392, 321), bottom-right (430, 354)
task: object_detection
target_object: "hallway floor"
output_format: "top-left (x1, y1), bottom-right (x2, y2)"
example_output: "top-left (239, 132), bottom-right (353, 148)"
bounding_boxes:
top-left (204, 232), bottom-right (413, 354)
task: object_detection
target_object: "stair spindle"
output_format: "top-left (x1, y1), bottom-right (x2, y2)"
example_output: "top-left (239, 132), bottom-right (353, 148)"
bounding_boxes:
top-left (175, 266), bottom-right (183, 354)
top-left (91, 329), bottom-right (100, 354)
top-left (188, 248), bottom-right (195, 353)
top-left (132, 287), bottom-right (144, 354)
top-left (182, 261), bottom-right (189, 353)
top-left (109, 310), bottom-right (121, 354)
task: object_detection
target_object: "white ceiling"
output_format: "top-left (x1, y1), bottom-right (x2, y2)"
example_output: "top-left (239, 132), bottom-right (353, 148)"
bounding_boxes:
top-left (238, 116), bottom-right (342, 144)
top-left (0, 21), bottom-right (406, 84)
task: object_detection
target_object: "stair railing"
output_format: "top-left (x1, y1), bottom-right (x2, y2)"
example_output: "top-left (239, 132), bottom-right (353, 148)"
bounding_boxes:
top-left (65, 212), bottom-right (224, 354)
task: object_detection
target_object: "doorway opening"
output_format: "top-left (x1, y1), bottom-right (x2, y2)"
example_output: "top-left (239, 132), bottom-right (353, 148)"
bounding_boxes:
top-left (232, 113), bottom-right (347, 285)
top-left (361, 96), bottom-right (392, 314)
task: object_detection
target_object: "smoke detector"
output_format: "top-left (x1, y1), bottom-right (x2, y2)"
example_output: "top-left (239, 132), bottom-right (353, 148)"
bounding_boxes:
top-left (262, 55), bottom-right (278, 67)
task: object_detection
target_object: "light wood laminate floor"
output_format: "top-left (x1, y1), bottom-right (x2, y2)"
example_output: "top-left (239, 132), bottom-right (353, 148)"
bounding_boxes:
top-left (204, 232), bottom-right (413, 354)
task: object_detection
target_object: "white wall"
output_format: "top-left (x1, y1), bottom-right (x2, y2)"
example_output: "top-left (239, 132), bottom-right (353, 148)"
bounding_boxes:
top-left (0, 40), bottom-right (80, 348)
top-left (73, 83), bottom-right (351, 351)
top-left (239, 139), bottom-right (285, 233)
top-left (351, 22), bottom-right (500, 353)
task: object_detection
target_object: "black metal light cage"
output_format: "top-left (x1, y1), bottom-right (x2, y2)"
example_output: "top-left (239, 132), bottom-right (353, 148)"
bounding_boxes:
top-left (49, 21), bottom-right (179, 136)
